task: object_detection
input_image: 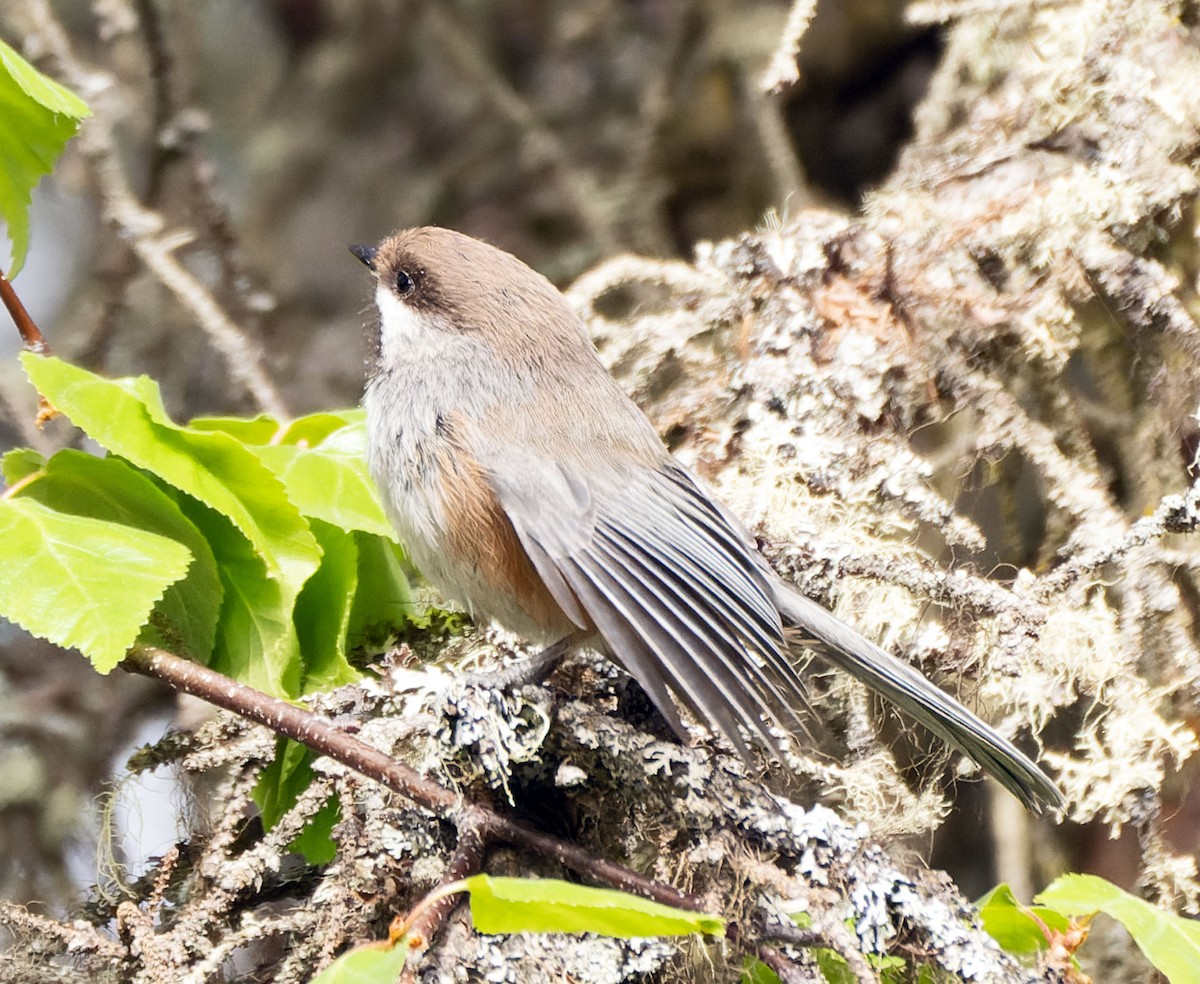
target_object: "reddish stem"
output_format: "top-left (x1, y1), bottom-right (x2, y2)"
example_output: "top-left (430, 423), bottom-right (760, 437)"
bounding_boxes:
top-left (0, 265), bottom-right (51, 354)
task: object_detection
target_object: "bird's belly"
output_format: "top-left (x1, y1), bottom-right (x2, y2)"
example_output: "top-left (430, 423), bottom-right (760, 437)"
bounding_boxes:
top-left (366, 404), bottom-right (573, 644)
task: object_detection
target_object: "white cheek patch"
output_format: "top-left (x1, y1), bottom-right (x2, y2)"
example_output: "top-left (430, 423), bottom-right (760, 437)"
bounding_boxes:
top-left (375, 285), bottom-right (434, 361)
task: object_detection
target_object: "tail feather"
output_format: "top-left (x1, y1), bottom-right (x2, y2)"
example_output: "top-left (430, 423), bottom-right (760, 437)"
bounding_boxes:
top-left (771, 581), bottom-right (1065, 815)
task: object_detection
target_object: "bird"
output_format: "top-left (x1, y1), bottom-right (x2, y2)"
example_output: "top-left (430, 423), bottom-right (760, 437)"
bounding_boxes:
top-left (350, 226), bottom-right (1064, 814)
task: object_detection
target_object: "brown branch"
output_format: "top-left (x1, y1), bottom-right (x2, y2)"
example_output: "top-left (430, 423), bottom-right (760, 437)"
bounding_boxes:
top-left (120, 645), bottom-right (702, 913)
top-left (756, 946), bottom-right (816, 984)
top-left (397, 808), bottom-right (490, 982)
top-left (1, 262), bottom-right (60, 426)
top-left (123, 645), bottom-right (460, 812)
top-left (0, 265), bottom-right (50, 354)
top-left (757, 918), bottom-right (880, 983)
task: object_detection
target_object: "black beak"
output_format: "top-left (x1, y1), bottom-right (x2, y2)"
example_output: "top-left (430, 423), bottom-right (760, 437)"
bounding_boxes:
top-left (348, 243), bottom-right (378, 270)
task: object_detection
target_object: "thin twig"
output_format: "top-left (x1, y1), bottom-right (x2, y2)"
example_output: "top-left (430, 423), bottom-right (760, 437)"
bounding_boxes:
top-left (620, 0), bottom-right (695, 255)
top-left (0, 261), bottom-right (59, 425)
top-left (759, 0), bottom-right (818, 94)
top-left (745, 77), bottom-right (810, 207)
top-left (755, 945), bottom-right (814, 984)
top-left (80, 0), bottom-right (172, 367)
top-left (759, 919), bottom-right (880, 983)
top-left (0, 265), bottom-right (50, 354)
top-left (127, 0), bottom-right (175, 202)
top-left (1039, 479), bottom-right (1200, 594)
top-left (421, 4), bottom-right (621, 255)
top-left (22, 0), bottom-right (289, 420)
top-left (398, 808), bottom-right (490, 981)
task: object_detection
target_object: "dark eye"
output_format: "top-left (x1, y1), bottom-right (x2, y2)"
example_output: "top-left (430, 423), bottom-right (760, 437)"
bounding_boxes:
top-left (395, 270), bottom-right (415, 296)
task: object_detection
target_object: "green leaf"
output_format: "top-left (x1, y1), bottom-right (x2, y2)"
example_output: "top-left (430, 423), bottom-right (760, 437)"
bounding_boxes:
top-left (290, 795), bottom-right (340, 866)
top-left (784, 912), bottom-right (912, 983)
top-left (0, 42), bottom-right (90, 117)
top-left (278, 411), bottom-right (364, 447)
top-left (22, 354), bottom-right (321, 696)
top-left (0, 496), bottom-right (191, 670)
top-left (176, 494), bottom-right (301, 696)
top-left (2, 447), bottom-right (45, 484)
top-left (22, 355), bottom-right (319, 587)
top-left (0, 39), bottom-right (90, 276)
top-left (814, 949), bottom-right (908, 984)
top-left (814, 950), bottom-right (856, 984)
top-left (296, 520), bottom-right (361, 691)
top-left (976, 883), bottom-right (1068, 957)
top-left (744, 948), bottom-right (913, 984)
top-left (187, 413), bottom-right (281, 444)
top-left (1037, 873), bottom-right (1200, 984)
top-left (255, 737), bottom-right (338, 866)
top-left (189, 409), bottom-right (363, 449)
top-left (251, 421), bottom-right (393, 538)
top-left (742, 959), bottom-right (781, 984)
top-left (257, 737), bottom-right (312, 830)
top-left (306, 939), bottom-right (410, 984)
top-left (11, 450), bottom-right (222, 660)
top-left (189, 411), bottom-right (391, 539)
top-left (464, 875), bottom-right (724, 939)
top-left (347, 533), bottom-right (416, 651)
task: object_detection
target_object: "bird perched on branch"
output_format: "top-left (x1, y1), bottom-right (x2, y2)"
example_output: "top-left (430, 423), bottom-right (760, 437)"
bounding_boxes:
top-left (352, 226), bottom-right (1064, 815)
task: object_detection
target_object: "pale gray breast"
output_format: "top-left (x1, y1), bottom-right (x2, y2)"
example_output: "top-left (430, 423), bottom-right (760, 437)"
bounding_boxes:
top-left (364, 367), bottom-right (445, 551)
top-left (363, 336), bottom-right (546, 628)
top-left (365, 333), bottom-right (511, 522)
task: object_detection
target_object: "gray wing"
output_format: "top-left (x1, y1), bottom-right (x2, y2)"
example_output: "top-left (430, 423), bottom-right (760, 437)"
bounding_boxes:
top-left (484, 449), bottom-right (807, 756)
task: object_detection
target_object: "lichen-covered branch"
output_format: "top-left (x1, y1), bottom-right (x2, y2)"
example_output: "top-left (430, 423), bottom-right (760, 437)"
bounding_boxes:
top-left (4, 0), bottom-right (1200, 980)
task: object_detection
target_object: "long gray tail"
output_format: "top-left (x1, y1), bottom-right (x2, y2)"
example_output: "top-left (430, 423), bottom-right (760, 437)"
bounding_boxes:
top-left (771, 580), bottom-right (1064, 815)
